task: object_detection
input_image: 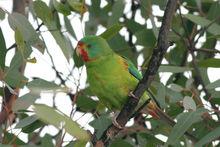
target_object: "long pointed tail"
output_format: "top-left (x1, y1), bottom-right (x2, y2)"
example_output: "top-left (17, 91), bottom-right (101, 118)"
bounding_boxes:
top-left (146, 101), bottom-right (198, 143)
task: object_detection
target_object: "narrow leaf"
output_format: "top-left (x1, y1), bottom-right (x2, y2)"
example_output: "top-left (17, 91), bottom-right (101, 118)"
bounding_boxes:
top-left (0, 28), bottom-right (6, 70)
top-left (159, 65), bottom-right (192, 73)
top-left (27, 78), bottom-right (66, 93)
top-left (108, 0), bottom-right (125, 26)
top-left (33, 0), bottom-right (72, 60)
top-left (206, 79), bottom-right (220, 89)
top-left (166, 108), bottom-right (206, 145)
top-left (64, 16), bottom-right (77, 39)
top-left (100, 23), bottom-right (123, 40)
top-left (169, 84), bottom-right (184, 92)
top-left (198, 58), bottom-right (220, 68)
top-left (15, 115), bottom-right (38, 128)
top-left (34, 104), bottom-right (89, 141)
top-left (53, 0), bottom-right (71, 16)
top-left (184, 14), bottom-right (220, 36)
top-left (183, 96), bottom-right (196, 111)
top-left (195, 126), bottom-right (220, 147)
top-left (12, 93), bottom-right (39, 112)
top-left (67, 0), bottom-right (87, 14)
top-left (8, 12), bottom-right (45, 53)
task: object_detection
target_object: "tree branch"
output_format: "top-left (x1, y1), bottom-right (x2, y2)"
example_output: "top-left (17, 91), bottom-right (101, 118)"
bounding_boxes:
top-left (0, 0), bottom-right (30, 126)
top-left (94, 0), bottom-right (178, 146)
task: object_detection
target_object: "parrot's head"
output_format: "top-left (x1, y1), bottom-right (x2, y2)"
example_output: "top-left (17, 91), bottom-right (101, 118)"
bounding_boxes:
top-left (76, 35), bottom-right (112, 62)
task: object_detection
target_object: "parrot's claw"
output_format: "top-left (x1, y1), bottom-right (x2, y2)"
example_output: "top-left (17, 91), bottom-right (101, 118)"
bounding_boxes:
top-left (129, 91), bottom-right (139, 99)
top-left (112, 116), bottom-right (123, 129)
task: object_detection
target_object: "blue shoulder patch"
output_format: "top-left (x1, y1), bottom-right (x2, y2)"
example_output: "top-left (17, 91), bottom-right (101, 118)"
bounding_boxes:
top-left (121, 56), bottom-right (143, 80)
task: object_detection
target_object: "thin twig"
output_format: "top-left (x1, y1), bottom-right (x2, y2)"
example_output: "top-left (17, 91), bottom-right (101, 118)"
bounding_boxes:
top-left (178, 4), bottom-right (220, 119)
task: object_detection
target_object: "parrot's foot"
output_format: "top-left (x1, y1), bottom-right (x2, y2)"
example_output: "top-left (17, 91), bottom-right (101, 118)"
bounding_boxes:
top-left (129, 91), bottom-right (138, 99)
top-left (112, 113), bottom-right (123, 129)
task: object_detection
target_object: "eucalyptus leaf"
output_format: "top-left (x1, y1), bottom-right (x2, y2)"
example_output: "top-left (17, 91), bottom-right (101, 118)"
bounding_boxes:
top-left (195, 126), bottom-right (220, 147)
top-left (89, 115), bottom-right (111, 139)
top-left (15, 115), bottom-right (38, 128)
top-left (27, 78), bottom-right (66, 93)
top-left (0, 28), bottom-right (6, 70)
top-left (183, 96), bottom-right (196, 111)
top-left (100, 23), bottom-right (123, 40)
top-left (197, 58), bottom-right (220, 68)
top-left (64, 16), bottom-right (77, 39)
top-left (184, 14), bottom-right (220, 36)
top-left (13, 93), bottom-right (39, 112)
top-left (0, 8), bottom-right (5, 20)
top-left (166, 108), bottom-right (206, 145)
top-left (159, 65), bottom-right (192, 73)
top-left (34, 0), bottom-right (71, 59)
top-left (8, 12), bottom-right (45, 53)
top-left (67, 0), bottom-right (87, 14)
top-left (206, 79), bottom-right (220, 89)
top-left (34, 104), bottom-right (90, 141)
top-left (53, 0), bottom-right (71, 16)
top-left (107, 0), bottom-right (125, 26)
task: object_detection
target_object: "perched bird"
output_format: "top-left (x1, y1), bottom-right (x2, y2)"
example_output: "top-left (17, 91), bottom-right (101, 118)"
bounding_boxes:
top-left (75, 35), bottom-right (150, 111)
top-left (75, 36), bottom-right (197, 142)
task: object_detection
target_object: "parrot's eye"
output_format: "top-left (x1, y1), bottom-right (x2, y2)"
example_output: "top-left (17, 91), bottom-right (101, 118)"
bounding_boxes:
top-left (87, 44), bottom-right (91, 48)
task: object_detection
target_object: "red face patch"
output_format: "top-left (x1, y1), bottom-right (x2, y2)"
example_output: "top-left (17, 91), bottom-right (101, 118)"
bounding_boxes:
top-left (81, 48), bottom-right (90, 62)
top-left (76, 41), bottom-right (90, 62)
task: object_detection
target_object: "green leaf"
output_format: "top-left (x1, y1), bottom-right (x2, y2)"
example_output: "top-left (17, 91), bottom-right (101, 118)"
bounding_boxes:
top-left (135, 29), bottom-right (156, 48)
top-left (185, 78), bottom-right (194, 89)
top-left (197, 58), bottom-right (220, 68)
top-left (100, 23), bottom-right (123, 40)
top-left (22, 119), bottom-right (44, 133)
top-left (183, 96), bottom-right (196, 111)
top-left (33, 0), bottom-right (54, 27)
top-left (67, 0), bottom-right (87, 14)
top-left (73, 49), bottom-right (84, 67)
top-left (166, 87), bottom-right (183, 103)
top-left (125, 19), bottom-right (146, 34)
top-left (169, 84), bottom-right (184, 92)
top-left (89, 115), bottom-right (111, 139)
top-left (53, 0), bottom-right (71, 16)
top-left (34, 0), bottom-right (72, 60)
top-left (15, 115), bottom-right (38, 129)
top-left (184, 14), bottom-right (220, 36)
top-left (0, 8), bottom-right (5, 20)
top-left (34, 104), bottom-right (89, 141)
top-left (8, 12), bottom-right (45, 53)
top-left (27, 78), bottom-right (66, 93)
top-left (110, 139), bottom-right (133, 147)
top-left (15, 28), bottom-right (27, 54)
top-left (51, 31), bottom-right (73, 60)
top-left (107, 0), bottom-right (125, 26)
top-left (159, 65), bottom-right (192, 73)
top-left (166, 108), bottom-right (206, 145)
top-left (42, 134), bottom-right (54, 147)
top-left (206, 79), bottom-right (220, 89)
top-left (0, 28), bottom-right (6, 70)
top-left (72, 140), bottom-right (87, 147)
top-left (77, 94), bottom-right (98, 112)
top-left (154, 82), bottom-right (166, 108)
top-left (195, 126), bottom-right (220, 147)
top-left (3, 132), bottom-right (26, 145)
top-left (4, 66), bottom-right (28, 88)
top-left (12, 93), bottom-right (39, 112)
top-left (64, 16), bottom-right (77, 39)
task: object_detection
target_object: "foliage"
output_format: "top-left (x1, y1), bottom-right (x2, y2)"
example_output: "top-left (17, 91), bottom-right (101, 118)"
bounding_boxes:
top-left (0, 0), bottom-right (220, 146)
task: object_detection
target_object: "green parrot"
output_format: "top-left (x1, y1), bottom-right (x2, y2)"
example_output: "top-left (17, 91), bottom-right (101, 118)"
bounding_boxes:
top-left (76, 35), bottom-right (150, 111)
top-left (75, 36), bottom-right (195, 140)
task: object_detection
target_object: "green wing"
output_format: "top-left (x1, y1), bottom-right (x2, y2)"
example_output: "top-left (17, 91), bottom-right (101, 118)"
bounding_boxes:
top-left (122, 56), bottom-right (143, 80)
